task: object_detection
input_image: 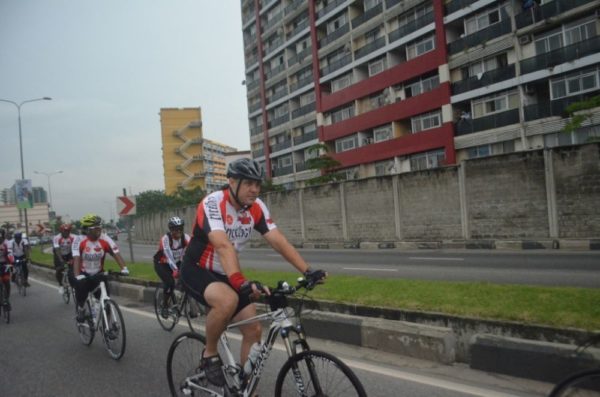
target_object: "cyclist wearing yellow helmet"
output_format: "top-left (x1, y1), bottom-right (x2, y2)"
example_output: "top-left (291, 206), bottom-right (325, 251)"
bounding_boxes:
top-left (72, 214), bottom-right (129, 323)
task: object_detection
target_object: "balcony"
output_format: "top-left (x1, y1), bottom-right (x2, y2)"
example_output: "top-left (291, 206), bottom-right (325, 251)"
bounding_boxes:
top-left (292, 102), bottom-right (316, 119)
top-left (389, 12), bottom-right (434, 44)
top-left (289, 18), bottom-right (309, 38)
top-left (272, 165), bottom-right (295, 177)
top-left (451, 64), bottom-right (516, 96)
top-left (249, 102), bottom-right (262, 113)
top-left (252, 148), bottom-right (265, 158)
top-left (455, 108), bottom-right (520, 135)
top-left (250, 125), bottom-right (263, 136)
top-left (293, 129), bottom-right (318, 145)
top-left (317, 0), bottom-right (346, 19)
top-left (320, 53), bottom-right (352, 76)
top-left (265, 63), bottom-right (286, 79)
top-left (265, 38), bottom-right (283, 55)
top-left (288, 46), bottom-right (312, 66)
top-left (263, 12), bottom-right (283, 32)
top-left (289, 76), bottom-right (313, 93)
top-left (285, 0), bottom-right (305, 16)
top-left (445, 0), bottom-right (477, 15)
top-left (524, 91), bottom-right (600, 122)
top-left (319, 24), bottom-right (350, 48)
top-left (386, 0), bottom-right (401, 9)
top-left (271, 139), bottom-right (293, 152)
top-left (295, 162), bottom-right (308, 172)
top-left (515, 0), bottom-right (595, 30)
top-left (448, 19), bottom-right (512, 55)
top-left (269, 88), bottom-right (289, 103)
top-left (520, 36), bottom-right (600, 75)
top-left (246, 80), bottom-right (259, 91)
top-left (351, 3), bottom-right (383, 28)
top-left (354, 36), bottom-right (386, 60)
top-left (242, 10), bottom-right (255, 26)
top-left (269, 113), bottom-right (290, 128)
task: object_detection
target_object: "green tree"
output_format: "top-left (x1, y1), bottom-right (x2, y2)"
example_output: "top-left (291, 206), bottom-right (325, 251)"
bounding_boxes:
top-left (563, 95), bottom-right (600, 141)
top-left (135, 186), bottom-right (206, 217)
top-left (305, 143), bottom-right (344, 186)
top-left (261, 179), bottom-right (284, 193)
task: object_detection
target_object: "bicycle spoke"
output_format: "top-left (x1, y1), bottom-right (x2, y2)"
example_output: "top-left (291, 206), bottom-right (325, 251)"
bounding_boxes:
top-left (102, 299), bottom-right (126, 360)
top-left (154, 287), bottom-right (177, 331)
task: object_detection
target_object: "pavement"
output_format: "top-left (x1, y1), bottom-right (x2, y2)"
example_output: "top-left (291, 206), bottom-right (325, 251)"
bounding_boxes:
top-left (29, 262), bottom-right (600, 385)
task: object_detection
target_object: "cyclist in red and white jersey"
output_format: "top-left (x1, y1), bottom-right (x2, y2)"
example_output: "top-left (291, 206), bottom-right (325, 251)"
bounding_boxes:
top-left (10, 232), bottom-right (30, 287)
top-left (0, 229), bottom-right (14, 308)
top-left (73, 214), bottom-right (129, 323)
top-left (153, 216), bottom-right (191, 317)
top-left (181, 158), bottom-right (326, 386)
top-left (53, 223), bottom-right (78, 295)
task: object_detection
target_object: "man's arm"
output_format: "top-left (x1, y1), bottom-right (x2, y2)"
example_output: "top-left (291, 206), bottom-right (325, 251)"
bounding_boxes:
top-left (208, 230), bottom-right (242, 277)
top-left (263, 228), bottom-right (309, 273)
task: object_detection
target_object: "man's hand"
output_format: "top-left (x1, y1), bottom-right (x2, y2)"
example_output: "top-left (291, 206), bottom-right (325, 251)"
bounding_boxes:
top-left (75, 274), bottom-right (86, 281)
top-left (172, 269), bottom-right (180, 279)
top-left (239, 280), bottom-right (270, 301)
top-left (303, 268), bottom-right (327, 288)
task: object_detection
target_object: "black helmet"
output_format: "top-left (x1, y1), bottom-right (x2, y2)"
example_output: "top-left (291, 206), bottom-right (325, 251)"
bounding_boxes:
top-left (168, 216), bottom-right (184, 229)
top-left (14, 232), bottom-right (22, 240)
top-left (226, 158), bottom-right (264, 181)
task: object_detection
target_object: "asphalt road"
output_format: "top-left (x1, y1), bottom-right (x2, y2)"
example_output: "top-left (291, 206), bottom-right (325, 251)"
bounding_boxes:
top-left (0, 277), bottom-right (551, 397)
top-left (120, 241), bottom-right (600, 288)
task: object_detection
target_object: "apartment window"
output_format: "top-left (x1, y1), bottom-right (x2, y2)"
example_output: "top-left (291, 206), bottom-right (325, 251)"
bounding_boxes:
top-left (535, 18), bottom-right (597, 54)
top-left (278, 155), bottom-right (292, 167)
top-left (406, 35), bottom-right (435, 60)
top-left (331, 104), bottom-right (354, 123)
top-left (342, 166), bottom-right (360, 180)
top-left (373, 125), bottom-right (392, 142)
top-left (274, 103), bottom-right (289, 118)
top-left (369, 92), bottom-right (386, 109)
top-left (364, 27), bottom-right (381, 44)
top-left (405, 74), bottom-right (439, 98)
top-left (472, 90), bottom-right (519, 118)
top-left (462, 53), bottom-right (507, 79)
top-left (267, 4), bottom-right (281, 20)
top-left (411, 110), bottom-right (441, 132)
top-left (467, 144), bottom-right (491, 159)
top-left (305, 146), bottom-right (318, 160)
top-left (368, 58), bottom-right (386, 76)
top-left (551, 69), bottom-right (599, 99)
top-left (544, 127), bottom-right (600, 147)
top-left (535, 28), bottom-right (563, 54)
top-left (396, 3), bottom-right (433, 28)
top-left (364, 0), bottom-right (382, 11)
top-left (375, 159), bottom-right (395, 176)
top-left (564, 19), bottom-right (596, 45)
top-left (465, 7), bottom-right (500, 35)
top-left (335, 135), bottom-right (358, 152)
top-left (300, 91), bottom-right (315, 106)
top-left (296, 37), bottom-right (310, 52)
top-left (327, 46), bottom-right (348, 64)
top-left (410, 149), bottom-right (445, 171)
top-left (332, 73), bottom-right (353, 91)
top-left (297, 66), bottom-right (312, 80)
top-left (327, 12), bottom-right (348, 34)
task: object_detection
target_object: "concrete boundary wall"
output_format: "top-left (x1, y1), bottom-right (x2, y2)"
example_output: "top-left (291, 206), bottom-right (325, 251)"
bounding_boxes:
top-left (134, 143), bottom-right (600, 245)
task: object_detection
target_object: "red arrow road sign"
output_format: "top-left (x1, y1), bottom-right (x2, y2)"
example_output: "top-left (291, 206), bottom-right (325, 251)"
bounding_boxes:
top-left (117, 196), bottom-right (136, 216)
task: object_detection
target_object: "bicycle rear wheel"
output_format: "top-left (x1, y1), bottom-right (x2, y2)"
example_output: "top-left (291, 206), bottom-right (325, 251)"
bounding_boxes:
top-left (550, 369), bottom-right (600, 396)
top-left (275, 350), bottom-right (367, 397)
top-left (77, 300), bottom-right (94, 345)
top-left (101, 299), bottom-right (126, 360)
top-left (184, 295), bottom-right (206, 334)
top-left (166, 332), bottom-right (225, 396)
top-left (16, 270), bottom-right (26, 297)
top-left (154, 286), bottom-right (177, 331)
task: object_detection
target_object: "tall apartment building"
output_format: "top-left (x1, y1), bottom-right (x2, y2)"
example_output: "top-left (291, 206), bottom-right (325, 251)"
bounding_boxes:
top-left (242, 0), bottom-right (600, 187)
top-left (159, 108), bottom-right (237, 194)
top-left (1, 186), bottom-right (47, 205)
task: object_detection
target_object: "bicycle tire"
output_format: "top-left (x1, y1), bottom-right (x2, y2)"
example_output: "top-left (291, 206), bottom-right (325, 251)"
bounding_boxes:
top-left (62, 285), bottom-right (71, 304)
top-left (166, 332), bottom-right (225, 397)
top-left (184, 295), bottom-right (206, 334)
top-left (77, 300), bottom-right (94, 345)
top-left (154, 286), bottom-right (178, 331)
top-left (3, 304), bottom-right (9, 324)
top-left (275, 350), bottom-right (367, 397)
top-left (101, 299), bottom-right (126, 360)
top-left (15, 270), bottom-right (25, 297)
top-left (549, 368), bottom-right (600, 396)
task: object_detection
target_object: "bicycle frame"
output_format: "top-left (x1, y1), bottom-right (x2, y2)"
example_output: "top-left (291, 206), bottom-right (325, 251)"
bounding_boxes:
top-left (216, 307), bottom-right (309, 397)
top-left (86, 279), bottom-right (113, 333)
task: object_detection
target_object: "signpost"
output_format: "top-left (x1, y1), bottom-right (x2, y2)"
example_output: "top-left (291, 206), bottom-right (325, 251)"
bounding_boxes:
top-left (117, 190), bottom-right (136, 262)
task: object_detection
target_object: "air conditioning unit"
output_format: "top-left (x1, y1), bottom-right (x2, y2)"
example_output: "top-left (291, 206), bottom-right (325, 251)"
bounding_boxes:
top-left (518, 34), bottom-right (532, 45)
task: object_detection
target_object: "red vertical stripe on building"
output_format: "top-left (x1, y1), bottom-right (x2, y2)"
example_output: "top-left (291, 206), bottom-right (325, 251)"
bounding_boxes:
top-left (255, 0), bottom-right (271, 178)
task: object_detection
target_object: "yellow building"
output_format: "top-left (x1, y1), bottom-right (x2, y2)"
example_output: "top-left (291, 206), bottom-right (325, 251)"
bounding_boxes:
top-left (160, 107), bottom-right (237, 194)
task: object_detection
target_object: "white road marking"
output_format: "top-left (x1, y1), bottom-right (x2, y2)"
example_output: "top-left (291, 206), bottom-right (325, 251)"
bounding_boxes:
top-left (30, 276), bottom-right (520, 397)
top-left (409, 257), bottom-right (464, 261)
top-left (343, 267), bottom-right (398, 272)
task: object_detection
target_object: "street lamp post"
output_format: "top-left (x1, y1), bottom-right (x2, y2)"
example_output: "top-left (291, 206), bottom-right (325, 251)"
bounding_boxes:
top-left (34, 170), bottom-right (63, 211)
top-left (0, 97), bottom-right (52, 237)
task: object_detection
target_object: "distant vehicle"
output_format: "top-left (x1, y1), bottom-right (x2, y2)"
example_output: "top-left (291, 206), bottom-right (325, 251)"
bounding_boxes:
top-left (29, 237), bottom-right (40, 246)
top-left (40, 236), bottom-right (52, 244)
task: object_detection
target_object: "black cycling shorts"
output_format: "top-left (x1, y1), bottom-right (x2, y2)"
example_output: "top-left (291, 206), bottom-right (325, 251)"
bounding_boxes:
top-left (180, 263), bottom-right (252, 317)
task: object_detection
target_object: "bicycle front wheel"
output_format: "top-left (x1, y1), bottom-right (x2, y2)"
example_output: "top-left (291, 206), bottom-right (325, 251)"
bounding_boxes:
top-left (62, 276), bottom-right (71, 304)
top-left (550, 369), bottom-right (600, 397)
top-left (166, 332), bottom-right (225, 396)
top-left (275, 350), bottom-right (367, 397)
top-left (16, 271), bottom-right (26, 297)
top-left (101, 299), bottom-right (126, 360)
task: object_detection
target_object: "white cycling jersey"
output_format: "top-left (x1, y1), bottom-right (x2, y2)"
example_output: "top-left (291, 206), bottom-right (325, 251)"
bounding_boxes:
top-left (11, 238), bottom-right (29, 257)
top-left (53, 233), bottom-right (78, 257)
top-left (72, 234), bottom-right (119, 275)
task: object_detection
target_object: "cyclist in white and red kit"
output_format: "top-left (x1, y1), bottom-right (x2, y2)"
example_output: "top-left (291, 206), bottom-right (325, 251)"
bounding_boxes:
top-left (73, 214), bottom-right (129, 323)
top-left (53, 223), bottom-right (78, 294)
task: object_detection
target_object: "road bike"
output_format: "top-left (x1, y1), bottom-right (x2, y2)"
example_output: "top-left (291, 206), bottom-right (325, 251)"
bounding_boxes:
top-left (60, 261), bottom-right (74, 304)
top-left (166, 278), bottom-right (367, 397)
top-left (154, 280), bottom-right (206, 332)
top-left (76, 271), bottom-right (127, 360)
top-left (548, 335), bottom-right (600, 396)
top-left (13, 257), bottom-right (27, 297)
top-left (0, 264), bottom-right (13, 324)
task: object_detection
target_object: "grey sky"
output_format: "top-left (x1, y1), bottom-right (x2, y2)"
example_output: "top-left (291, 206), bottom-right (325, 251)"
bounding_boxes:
top-left (0, 0), bottom-right (249, 222)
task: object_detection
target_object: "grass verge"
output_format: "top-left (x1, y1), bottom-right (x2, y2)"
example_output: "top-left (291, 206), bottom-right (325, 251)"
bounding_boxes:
top-left (31, 249), bottom-right (600, 331)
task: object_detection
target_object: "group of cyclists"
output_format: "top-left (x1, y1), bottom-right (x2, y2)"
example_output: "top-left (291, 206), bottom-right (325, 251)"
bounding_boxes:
top-left (4, 158), bottom-right (327, 389)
